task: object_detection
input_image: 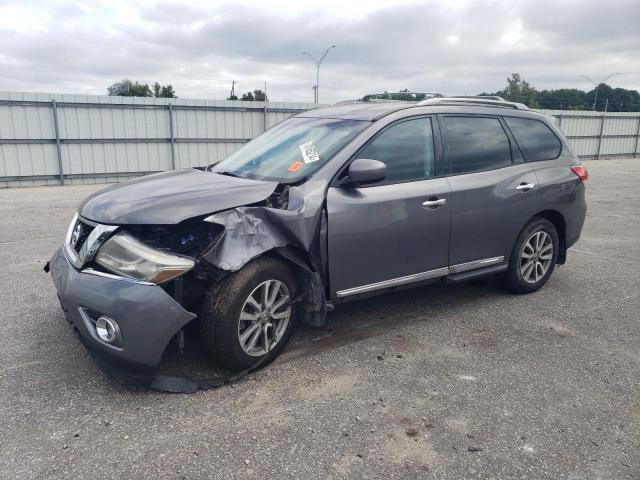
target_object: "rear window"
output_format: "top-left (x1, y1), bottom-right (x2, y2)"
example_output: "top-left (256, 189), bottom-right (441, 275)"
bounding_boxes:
top-left (504, 117), bottom-right (562, 162)
top-left (443, 116), bottom-right (512, 175)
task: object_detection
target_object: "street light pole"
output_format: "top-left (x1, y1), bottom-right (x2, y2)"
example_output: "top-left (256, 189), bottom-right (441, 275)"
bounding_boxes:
top-left (579, 73), bottom-right (621, 111)
top-left (303, 45), bottom-right (336, 104)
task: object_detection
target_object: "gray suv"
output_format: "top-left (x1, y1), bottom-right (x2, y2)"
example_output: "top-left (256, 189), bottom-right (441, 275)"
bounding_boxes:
top-left (47, 96), bottom-right (587, 386)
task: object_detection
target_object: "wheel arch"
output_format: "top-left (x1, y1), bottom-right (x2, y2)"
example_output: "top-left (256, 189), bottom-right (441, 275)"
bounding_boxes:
top-left (529, 209), bottom-right (567, 264)
top-left (263, 246), bottom-right (329, 327)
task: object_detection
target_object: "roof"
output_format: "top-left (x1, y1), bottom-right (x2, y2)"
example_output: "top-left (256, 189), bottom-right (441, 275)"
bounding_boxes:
top-left (296, 102), bottom-right (418, 121)
top-left (296, 97), bottom-right (534, 122)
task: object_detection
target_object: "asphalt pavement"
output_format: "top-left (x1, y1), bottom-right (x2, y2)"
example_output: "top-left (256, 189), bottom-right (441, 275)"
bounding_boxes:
top-left (0, 159), bottom-right (638, 479)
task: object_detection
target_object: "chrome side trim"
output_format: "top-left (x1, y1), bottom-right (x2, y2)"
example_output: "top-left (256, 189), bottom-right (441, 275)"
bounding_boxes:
top-left (449, 256), bottom-right (504, 274)
top-left (81, 268), bottom-right (155, 286)
top-left (336, 267), bottom-right (449, 298)
top-left (336, 256), bottom-right (506, 298)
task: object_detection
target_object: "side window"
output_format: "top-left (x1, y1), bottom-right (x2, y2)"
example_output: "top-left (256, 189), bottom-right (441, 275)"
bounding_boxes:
top-left (504, 116), bottom-right (562, 162)
top-left (357, 117), bottom-right (435, 183)
top-left (444, 116), bottom-right (512, 175)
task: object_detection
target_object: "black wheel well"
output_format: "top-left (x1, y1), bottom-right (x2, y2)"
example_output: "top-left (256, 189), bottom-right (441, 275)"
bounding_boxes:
top-left (532, 210), bottom-right (567, 264)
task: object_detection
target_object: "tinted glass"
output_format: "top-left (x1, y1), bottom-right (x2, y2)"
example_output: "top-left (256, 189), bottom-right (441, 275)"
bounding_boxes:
top-left (444, 116), bottom-right (512, 174)
top-left (357, 117), bottom-right (435, 183)
top-left (211, 117), bottom-right (369, 181)
top-left (505, 116), bottom-right (562, 162)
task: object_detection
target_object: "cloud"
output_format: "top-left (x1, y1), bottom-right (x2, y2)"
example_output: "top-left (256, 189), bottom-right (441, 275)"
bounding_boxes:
top-left (0, 0), bottom-right (638, 102)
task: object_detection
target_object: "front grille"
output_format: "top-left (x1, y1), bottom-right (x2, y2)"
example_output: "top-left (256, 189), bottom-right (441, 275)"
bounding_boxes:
top-left (72, 220), bottom-right (95, 253)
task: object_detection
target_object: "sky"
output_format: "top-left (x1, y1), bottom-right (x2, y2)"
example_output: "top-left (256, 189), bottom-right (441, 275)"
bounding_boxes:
top-left (0, 0), bottom-right (638, 103)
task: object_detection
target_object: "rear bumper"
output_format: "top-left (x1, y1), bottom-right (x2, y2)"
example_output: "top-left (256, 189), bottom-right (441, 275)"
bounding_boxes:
top-left (49, 248), bottom-right (196, 385)
top-left (565, 183), bottom-right (587, 250)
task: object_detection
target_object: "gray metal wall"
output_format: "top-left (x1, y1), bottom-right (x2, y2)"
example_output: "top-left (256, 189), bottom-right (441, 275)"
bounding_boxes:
top-left (0, 92), bottom-right (316, 187)
top-left (538, 109), bottom-right (640, 160)
top-left (1, 92), bottom-right (639, 187)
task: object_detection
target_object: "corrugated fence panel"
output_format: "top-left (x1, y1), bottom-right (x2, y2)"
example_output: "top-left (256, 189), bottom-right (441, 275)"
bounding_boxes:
top-left (175, 142), bottom-right (243, 169)
top-left (62, 142), bottom-right (172, 175)
top-left (0, 144), bottom-right (59, 176)
top-left (1, 92), bottom-right (637, 187)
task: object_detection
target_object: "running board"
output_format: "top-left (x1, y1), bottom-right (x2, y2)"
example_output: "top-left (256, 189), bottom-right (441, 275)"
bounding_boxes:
top-left (336, 256), bottom-right (504, 298)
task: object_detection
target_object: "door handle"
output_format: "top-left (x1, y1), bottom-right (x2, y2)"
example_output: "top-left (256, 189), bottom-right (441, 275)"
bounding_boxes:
top-left (516, 182), bottom-right (535, 192)
top-left (422, 198), bottom-right (447, 208)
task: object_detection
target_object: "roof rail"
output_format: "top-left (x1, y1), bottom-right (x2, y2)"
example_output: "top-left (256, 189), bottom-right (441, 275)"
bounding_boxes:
top-left (361, 92), bottom-right (443, 102)
top-left (416, 96), bottom-right (529, 110)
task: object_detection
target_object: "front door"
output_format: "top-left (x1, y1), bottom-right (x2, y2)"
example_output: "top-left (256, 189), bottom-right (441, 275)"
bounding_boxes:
top-left (327, 116), bottom-right (451, 298)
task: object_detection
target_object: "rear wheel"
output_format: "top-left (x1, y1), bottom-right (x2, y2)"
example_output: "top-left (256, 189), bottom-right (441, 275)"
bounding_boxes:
top-left (499, 217), bottom-right (559, 294)
top-left (199, 257), bottom-right (298, 371)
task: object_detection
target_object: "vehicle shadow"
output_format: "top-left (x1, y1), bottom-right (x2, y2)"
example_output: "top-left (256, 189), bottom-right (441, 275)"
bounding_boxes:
top-left (158, 276), bottom-right (508, 379)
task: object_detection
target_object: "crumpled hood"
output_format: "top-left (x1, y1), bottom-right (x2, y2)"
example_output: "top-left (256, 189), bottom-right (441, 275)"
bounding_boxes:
top-left (79, 169), bottom-right (278, 225)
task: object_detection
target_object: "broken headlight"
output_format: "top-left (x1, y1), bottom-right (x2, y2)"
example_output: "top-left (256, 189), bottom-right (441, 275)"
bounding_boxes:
top-left (95, 231), bottom-right (195, 284)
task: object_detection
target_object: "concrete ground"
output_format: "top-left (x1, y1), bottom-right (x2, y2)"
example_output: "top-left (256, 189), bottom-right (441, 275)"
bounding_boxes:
top-left (0, 159), bottom-right (638, 479)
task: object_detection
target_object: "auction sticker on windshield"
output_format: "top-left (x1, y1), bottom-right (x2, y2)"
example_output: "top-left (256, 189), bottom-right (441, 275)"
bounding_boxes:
top-left (299, 141), bottom-right (320, 164)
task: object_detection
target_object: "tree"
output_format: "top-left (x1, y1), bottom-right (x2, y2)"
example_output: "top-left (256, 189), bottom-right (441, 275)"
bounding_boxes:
top-left (487, 74), bottom-right (639, 111)
top-left (117, 79), bottom-right (152, 97)
top-left (240, 89), bottom-right (267, 101)
top-left (537, 88), bottom-right (586, 110)
top-left (497, 73), bottom-right (539, 108)
top-left (159, 84), bottom-right (176, 98)
top-left (110, 79), bottom-right (177, 98)
top-left (253, 89), bottom-right (266, 101)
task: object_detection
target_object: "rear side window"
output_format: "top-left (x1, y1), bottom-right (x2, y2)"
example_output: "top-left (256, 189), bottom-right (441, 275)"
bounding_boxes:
top-left (357, 117), bottom-right (435, 183)
top-left (504, 116), bottom-right (562, 162)
top-left (444, 116), bottom-right (512, 175)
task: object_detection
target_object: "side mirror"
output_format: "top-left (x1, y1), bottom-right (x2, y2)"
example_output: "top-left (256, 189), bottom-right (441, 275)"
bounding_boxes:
top-left (346, 158), bottom-right (387, 186)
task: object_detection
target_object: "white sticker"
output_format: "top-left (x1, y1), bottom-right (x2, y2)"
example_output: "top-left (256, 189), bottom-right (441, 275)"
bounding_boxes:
top-left (299, 141), bottom-right (320, 164)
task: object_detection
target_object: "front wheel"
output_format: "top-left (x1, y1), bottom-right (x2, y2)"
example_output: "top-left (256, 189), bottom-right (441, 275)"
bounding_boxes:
top-left (498, 217), bottom-right (559, 294)
top-left (199, 257), bottom-right (298, 371)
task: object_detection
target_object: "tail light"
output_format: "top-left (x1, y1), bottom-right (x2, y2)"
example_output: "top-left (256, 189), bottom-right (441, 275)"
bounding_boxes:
top-left (571, 165), bottom-right (588, 181)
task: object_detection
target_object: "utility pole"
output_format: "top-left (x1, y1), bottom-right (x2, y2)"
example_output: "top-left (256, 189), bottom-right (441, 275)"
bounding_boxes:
top-left (302, 45), bottom-right (336, 104)
top-left (229, 80), bottom-right (236, 100)
top-left (579, 73), bottom-right (620, 111)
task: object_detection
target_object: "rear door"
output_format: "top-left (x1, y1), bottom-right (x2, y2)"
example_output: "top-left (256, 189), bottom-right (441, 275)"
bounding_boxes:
top-left (442, 115), bottom-right (541, 270)
top-left (327, 116), bottom-right (451, 298)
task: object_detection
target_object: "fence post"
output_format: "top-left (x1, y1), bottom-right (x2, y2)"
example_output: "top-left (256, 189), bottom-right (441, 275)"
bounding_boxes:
top-left (634, 117), bottom-right (640, 158)
top-left (556, 114), bottom-right (563, 131)
top-left (168, 103), bottom-right (176, 169)
top-left (51, 99), bottom-right (64, 185)
top-left (596, 112), bottom-right (606, 160)
top-left (263, 101), bottom-right (268, 133)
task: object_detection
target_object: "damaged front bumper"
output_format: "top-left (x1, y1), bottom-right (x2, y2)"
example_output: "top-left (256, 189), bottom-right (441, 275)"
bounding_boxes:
top-left (48, 248), bottom-right (196, 385)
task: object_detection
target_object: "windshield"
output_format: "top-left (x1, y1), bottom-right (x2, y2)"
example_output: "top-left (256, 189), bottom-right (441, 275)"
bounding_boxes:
top-left (210, 117), bottom-right (370, 182)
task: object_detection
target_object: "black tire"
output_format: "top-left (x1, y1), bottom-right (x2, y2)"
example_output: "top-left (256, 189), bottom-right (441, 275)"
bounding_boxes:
top-left (199, 257), bottom-right (298, 372)
top-left (498, 217), bottom-right (560, 294)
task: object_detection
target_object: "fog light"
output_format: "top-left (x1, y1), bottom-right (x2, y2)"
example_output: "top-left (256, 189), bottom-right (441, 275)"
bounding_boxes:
top-left (95, 316), bottom-right (119, 343)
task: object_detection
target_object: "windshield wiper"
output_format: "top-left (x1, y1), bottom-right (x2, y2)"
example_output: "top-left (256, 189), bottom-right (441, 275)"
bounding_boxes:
top-left (214, 170), bottom-right (243, 178)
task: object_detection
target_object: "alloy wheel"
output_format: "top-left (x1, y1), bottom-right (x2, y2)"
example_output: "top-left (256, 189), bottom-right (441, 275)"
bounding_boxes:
top-left (520, 230), bottom-right (554, 284)
top-left (238, 279), bottom-right (291, 357)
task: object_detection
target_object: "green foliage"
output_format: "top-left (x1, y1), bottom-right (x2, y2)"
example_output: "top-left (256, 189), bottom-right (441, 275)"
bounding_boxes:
top-left (495, 73), bottom-right (539, 108)
top-left (240, 89), bottom-right (267, 101)
top-left (160, 84), bottom-right (176, 98)
top-left (113, 79), bottom-right (177, 98)
top-left (489, 73), bottom-right (639, 111)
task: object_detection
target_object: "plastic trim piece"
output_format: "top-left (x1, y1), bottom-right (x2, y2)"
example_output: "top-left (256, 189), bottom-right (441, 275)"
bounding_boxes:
top-left (336, 256), bottom-right (505, 298)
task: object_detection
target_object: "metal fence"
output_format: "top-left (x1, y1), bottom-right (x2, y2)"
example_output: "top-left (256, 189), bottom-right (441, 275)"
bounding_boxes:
top-left (0, 92), bottom-right (316, 187)
top-left (539, 109), bottom-right (640, 160)
top-left (1, 92), bottom-right (639, 187)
